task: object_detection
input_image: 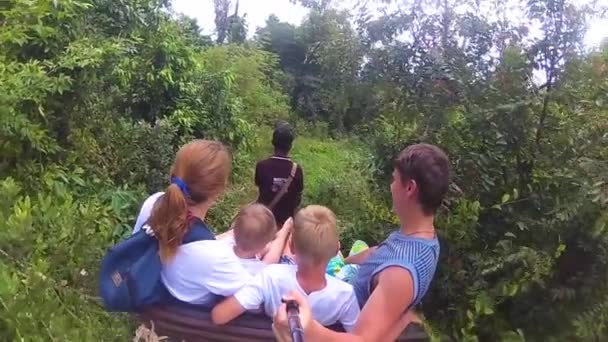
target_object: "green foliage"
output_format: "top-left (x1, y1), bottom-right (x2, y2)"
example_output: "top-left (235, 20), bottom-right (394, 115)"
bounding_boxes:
top-left (199, 45), bottom-right (290, 126)
top-left (255, 8), bottom-right (363, 130)
top-left (0, 176), bottom-right (136, 341)
top-left (2, 0), bottom-right (608, 340)
top-left (0, 0), bottom-right (292, 339)
top-left (289, 136), bottom-right (393, 246)
top-left (70, 118), bottom-right (178, 193)
top-left (352, 1), bottom-right (608, 340)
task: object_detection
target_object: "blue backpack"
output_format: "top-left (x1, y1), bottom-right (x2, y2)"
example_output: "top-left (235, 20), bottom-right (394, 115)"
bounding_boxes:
top-left (99, 218), bottom-right (215, 312)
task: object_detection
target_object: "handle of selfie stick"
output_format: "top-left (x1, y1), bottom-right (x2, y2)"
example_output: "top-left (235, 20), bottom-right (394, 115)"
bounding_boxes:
top-left (285, 300), bottom-right (305, 342)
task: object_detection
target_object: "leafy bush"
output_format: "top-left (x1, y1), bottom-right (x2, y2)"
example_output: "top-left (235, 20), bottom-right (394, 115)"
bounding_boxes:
top-left (0, 176), bottom-right (139, 341)
top-left (70, 118), bottom-right (178, 194)
top-left (362, 43), bottom-right (608, 341)
top-left (0, 1), bottom-right (293, 339)
top-left (2, 0), bottom-right (608, 341)
top-left (200, 45), bottom-right (291, 125)
top-left (289, 136), bottom-right (394, 247)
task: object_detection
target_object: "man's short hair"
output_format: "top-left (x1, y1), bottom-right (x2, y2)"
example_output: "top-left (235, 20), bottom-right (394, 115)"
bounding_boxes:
top-left (233, 204), bottom-right (277, 252)
top-left (292, 205), bottom-right (339, 264)
top-left (272, 121), bottom-right (295, 151)
top-left (394, 144), bottom-right (450, 215)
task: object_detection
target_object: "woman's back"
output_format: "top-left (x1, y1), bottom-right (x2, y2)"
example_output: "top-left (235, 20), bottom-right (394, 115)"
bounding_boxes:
top-left (161, 239), bottom-right (252, 305)
top-left (132, 140), bottom-right (233, 305)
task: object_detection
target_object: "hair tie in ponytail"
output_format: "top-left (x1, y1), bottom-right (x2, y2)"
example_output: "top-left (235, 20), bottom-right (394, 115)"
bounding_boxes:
top-left (171, 176), bottom-right (190, 198)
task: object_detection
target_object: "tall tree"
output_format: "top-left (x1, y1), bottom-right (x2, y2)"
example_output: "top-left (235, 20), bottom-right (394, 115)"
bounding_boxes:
top-left (227, 0), bottom-right (247, 44)
top-left (256, 9), bottom-right (363, 130)
top-left (289, 0), bottom-right (333, 11)
top-left (213, 0), bottom-right (230, 43)
top-left (527, 0), bottom-right (589, 151)
top-left (214, 0), bottom-right (247, 44)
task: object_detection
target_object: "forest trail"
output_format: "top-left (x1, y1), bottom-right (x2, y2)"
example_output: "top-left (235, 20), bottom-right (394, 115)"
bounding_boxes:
top-left (210, 129), bottom-right (382, 240)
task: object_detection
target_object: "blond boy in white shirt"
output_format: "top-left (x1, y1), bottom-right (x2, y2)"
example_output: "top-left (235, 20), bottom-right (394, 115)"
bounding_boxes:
top-left (211, 205), bottom-right (360, 331)
top-left (160, 204), bottom-right (289, 305)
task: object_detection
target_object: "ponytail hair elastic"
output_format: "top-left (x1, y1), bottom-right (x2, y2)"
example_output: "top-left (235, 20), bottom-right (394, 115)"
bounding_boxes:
top-left (171, 176), bottom-right (190, 198)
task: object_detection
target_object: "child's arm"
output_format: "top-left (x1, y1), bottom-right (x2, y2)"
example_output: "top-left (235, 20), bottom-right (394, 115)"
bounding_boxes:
top-left (211, 272), bottom-right (266, 325)
top-left (261, 218), bottom-right (293, 264)
top-left (339, 291), bottom-right (361, 332)
top-left (344, 246), bottom-right (377, 265)
top-left (211, 296), bottom-right (247, 325)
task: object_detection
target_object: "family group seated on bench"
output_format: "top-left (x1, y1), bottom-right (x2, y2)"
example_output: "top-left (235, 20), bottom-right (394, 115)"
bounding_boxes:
top-left (129, 121), bottom-right (450, 341)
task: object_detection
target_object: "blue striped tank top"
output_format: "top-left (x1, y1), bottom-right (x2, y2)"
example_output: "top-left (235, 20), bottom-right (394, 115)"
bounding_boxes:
top-left (353, 231), bottom-right (440, 309)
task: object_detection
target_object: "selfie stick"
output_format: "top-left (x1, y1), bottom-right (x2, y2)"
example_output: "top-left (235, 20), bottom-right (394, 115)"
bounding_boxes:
top-left (284, 299), bottom-right (305, 342)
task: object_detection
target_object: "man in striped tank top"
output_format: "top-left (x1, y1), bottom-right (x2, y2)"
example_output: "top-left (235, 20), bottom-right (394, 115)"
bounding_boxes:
top-left (273, 144), bottom-right (450, 342)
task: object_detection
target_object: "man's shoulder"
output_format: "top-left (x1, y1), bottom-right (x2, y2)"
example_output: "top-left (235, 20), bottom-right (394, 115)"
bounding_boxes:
top-left (362, 235), bottom-right (440, 282)
top-left (256, 157), bottom-right (281, 171)
top-left (255, 158), bottom-right (268, 169)
top-left (382, 233), bottom-right (440, 260)
top-left (375, 265), bottom-right (414, 282)
top-left (258, 156), bottom-right (298, 164)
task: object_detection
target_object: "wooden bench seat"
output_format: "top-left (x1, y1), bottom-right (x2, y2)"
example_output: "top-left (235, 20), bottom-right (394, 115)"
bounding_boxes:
top-left (137, 304), bottom-right (430, 342)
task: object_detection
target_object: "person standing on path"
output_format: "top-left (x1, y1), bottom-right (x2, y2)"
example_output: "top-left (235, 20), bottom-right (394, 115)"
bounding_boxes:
top-left (255, 121), bottom-right (304, 226)
top-left (272, 143), bottom-right (450, 342)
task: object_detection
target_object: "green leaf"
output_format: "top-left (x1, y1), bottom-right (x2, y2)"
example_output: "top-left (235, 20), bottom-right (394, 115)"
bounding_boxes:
top-left (555, 243), bottom-right (566, 258)
top-left (501, 194), bottom-right (510, 204)
top-left (592, 215), bottom-right (607, 237)
top-left (37, 105), bottom-right (46, 118)
top-left (506, 284), bottom-right (519, 296)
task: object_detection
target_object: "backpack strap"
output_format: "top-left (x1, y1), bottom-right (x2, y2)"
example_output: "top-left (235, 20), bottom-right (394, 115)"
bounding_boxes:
top-left (142, 217), bottom-right (214, 245)
top-left (183, 217), bottom-right (216, 243)
top-left (268, 162), bottom-right (298, 210)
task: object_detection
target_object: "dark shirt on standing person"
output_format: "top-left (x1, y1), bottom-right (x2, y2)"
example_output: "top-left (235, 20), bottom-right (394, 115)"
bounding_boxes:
top-left (255, 156), bottom-right (304, 226)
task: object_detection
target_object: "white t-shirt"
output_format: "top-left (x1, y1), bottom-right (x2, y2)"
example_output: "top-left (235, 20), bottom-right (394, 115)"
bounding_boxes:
top-left (221, 236), bottom-right (267, 276)
top-left (161, 239), bottom-right (253, 305)
top-left (234, 264), bottom-right (360, 332)
top-left (132, 193), bottom-right (252, 305)
top-left (132, 192), bottom-right (164, 234)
